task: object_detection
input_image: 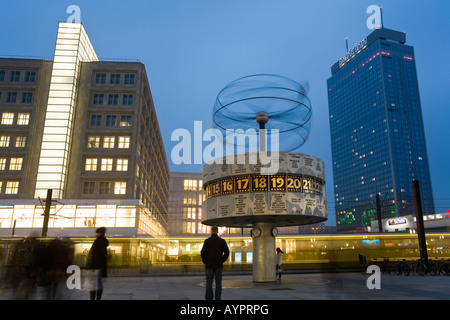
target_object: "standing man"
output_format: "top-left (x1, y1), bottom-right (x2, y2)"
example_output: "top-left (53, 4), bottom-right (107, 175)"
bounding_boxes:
top-left (201, 226), bottom-right (229, 300)
top-left (86, 227), bottom-right (109, 300)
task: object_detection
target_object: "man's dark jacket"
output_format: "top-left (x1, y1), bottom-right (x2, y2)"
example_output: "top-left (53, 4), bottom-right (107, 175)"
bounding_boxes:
top-left (86, 235), bottom-right (109, 277)
top-left (201, 234), bottom-right (230, 270)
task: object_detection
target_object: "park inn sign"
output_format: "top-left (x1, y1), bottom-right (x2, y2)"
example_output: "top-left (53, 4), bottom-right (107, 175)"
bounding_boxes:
top-left (339, 38), bottom-right (368, 68)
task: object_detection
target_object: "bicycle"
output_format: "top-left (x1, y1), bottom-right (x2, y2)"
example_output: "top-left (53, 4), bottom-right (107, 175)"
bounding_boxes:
top-left (435, 258), bottom-right (450, 276)
top-left (416, 258), bottom-right (437, 276)
top-left (394, 259), bottom-right (411, 276)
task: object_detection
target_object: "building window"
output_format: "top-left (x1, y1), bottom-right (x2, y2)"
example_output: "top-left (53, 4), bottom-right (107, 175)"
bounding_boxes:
top-left (122, 94), bottom-right (133, 105)
top-left (101, 158), bottom-right (113, 171)
top-left (17, 113), bottom-right (30, 125)
top-left (108, 94), bottom-right (119, 105)
top-left (116, 159), bottom-right (128, 171)
top-left (0, 70), bottom-right (5, 81)
top-left (85, 158), bottom-right (98, 171)
top-left (0, 136), bottom-right (10, 147)
top-left (99, 182), bottom-right (111, 195)
top-left (183, 179), bottom-right (198, 191)
top-left (183, 222), bottom-right (196, 234)
top-left (87, 136), bottom-right (100, 148)
top-left (95, 73), bottom-right (106, 84)
top-left (110, 74), bottom-right (120, 84)
top-left (103, 136), bottom-right (115, 148)
top-left (120, 115), bottom-right (132, 127)
top-left (118, 136), bottom-right (130, 148)
top-left (0, 158), bottom-right (6, 170)
top-left (93, 93), bottom-right (104, 105)
top-left (114, 182), bottom-right (126, 194)
top-left (183, 207), bottom-right (196, 219)
top-left (5, 181), bottom-right (19, 194)
top-left (106, 115), bottom-right (116, 126)
top-left (1, 113), bottom-right (14, 125)
top-left (25, 71), bottom-right (36, 82)
top-left (6, 92), bottom-right (17, 103)
top-left (90, 115), bottom-right (102, 126)
top-left (83, 182), bottom-right (95, 194)
top-left (9, 71), bottom-right (20, 82)
top-left (21, 92), bottom-right (33, 103)
top-left (124, 74), bottom-right (135, 85)
top-left (15, 136), bottom-right (26, 148)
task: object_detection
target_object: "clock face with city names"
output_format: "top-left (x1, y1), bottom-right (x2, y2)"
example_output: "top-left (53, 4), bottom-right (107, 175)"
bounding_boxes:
top-left (204, 174), bottom-right (324, 199)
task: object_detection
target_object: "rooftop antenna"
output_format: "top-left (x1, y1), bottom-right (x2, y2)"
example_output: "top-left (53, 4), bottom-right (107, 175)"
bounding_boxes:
top-left (345, 37), bottom-right (349, 52)
top-left (380, 6), bottom-right (384, 29)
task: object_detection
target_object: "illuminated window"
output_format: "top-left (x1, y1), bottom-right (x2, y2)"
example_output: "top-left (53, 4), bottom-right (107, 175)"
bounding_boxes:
top-left (183, 207), bottom-right (196, 219)
top-left (101, 158), bottom-right (113, 171)
top-left (183, 194), bottom-right (197, 205)
top-left (5, 181), bottom-right (19, 194)
top-left (103, 136), bottom-right (115, 148)
top-left (0, 136), bottom-right (10, 147)
top-left (17, 113), bottom-right (30, 125)
top-left (87, 136), bottom-right (100, 148)
top-left (15, 136), bottom-right (26, 148)
top-left (85, 158), bottom-right (98, 171)
top-left (0, 158), bottom-right (6, 170)
top-left (83, 182), bottom-right (95, 194)
top-left (99, 182), bottom-right (111, 194)
top-left (114, 182), bottom-right (126, 194)
top-left (183, 179), bottom-right (198, 191)
top-left (116, 159), bottom-right (128, 171)
top-left (1, 113), bottom-right (14, 125)
top-left (118, 136), bottom-right (130, 148)
top-left (182, 221), bottom-right (196, 234)
top-left (9, 158), bottom-right (23, 170)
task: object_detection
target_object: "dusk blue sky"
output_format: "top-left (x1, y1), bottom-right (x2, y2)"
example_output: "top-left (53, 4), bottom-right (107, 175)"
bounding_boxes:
top-left (1, 0), bottom-right (449, 226)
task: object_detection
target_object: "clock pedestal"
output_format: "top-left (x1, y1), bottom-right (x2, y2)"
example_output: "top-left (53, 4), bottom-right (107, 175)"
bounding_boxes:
top-left (252, 222), bottom-right (276, 282)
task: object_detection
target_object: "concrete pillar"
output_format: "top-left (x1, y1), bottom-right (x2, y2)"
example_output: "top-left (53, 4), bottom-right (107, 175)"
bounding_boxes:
top-left (252, 222), bottom-right (276, 282)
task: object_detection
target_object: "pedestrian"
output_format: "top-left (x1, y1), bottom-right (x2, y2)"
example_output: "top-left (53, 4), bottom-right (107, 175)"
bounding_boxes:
top-left (85, 227), bottom-right (109, 300)
top-left (200, 226), bottom-right (229, 300)
top-left (276, 247), bottom-right (284, 279)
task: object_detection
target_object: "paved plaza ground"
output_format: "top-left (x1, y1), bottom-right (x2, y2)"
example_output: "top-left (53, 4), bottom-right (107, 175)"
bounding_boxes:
top-left (1, 270), bottom-right (449, 300)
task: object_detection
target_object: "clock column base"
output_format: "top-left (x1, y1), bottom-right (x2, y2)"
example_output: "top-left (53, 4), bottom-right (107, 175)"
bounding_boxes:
top-left (252, 222), bottom-right (276, 282)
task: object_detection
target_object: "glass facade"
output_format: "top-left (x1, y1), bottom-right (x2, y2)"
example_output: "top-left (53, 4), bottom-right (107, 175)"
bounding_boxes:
top-left (327, 29), bottom-right (435, 232)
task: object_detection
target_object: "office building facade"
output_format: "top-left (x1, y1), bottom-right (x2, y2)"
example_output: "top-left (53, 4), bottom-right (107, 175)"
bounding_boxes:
top-left (327, 28), bottom-right (435, 232)
top-left (0, 22), bottom-right (169, 237)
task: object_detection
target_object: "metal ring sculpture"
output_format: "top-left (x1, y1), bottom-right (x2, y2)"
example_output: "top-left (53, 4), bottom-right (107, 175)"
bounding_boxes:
top-left (212, 74), bottom-right (312, 152)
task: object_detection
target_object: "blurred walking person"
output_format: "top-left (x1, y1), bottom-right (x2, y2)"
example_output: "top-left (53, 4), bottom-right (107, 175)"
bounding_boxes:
top-left (276, 247), bottom-right (284, 279)
top-left (201, 226), bottom-right (229, 300)
top-left (85, 227), bottom-right (109, 300)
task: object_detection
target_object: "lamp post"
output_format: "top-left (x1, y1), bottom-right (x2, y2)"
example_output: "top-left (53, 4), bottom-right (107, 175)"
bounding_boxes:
top-left (41, 189), bottom-right (52, 237)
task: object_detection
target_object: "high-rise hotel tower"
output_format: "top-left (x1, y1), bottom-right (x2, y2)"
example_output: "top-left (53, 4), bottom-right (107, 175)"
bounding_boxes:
top-left (0, 22), bottom-right (169, 237)
top-left (327, 28), bottom-right (435, 232)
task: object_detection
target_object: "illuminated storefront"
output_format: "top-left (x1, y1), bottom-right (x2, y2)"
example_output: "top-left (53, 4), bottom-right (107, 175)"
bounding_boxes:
top-left (0, 200), bottom-right (166, 238)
